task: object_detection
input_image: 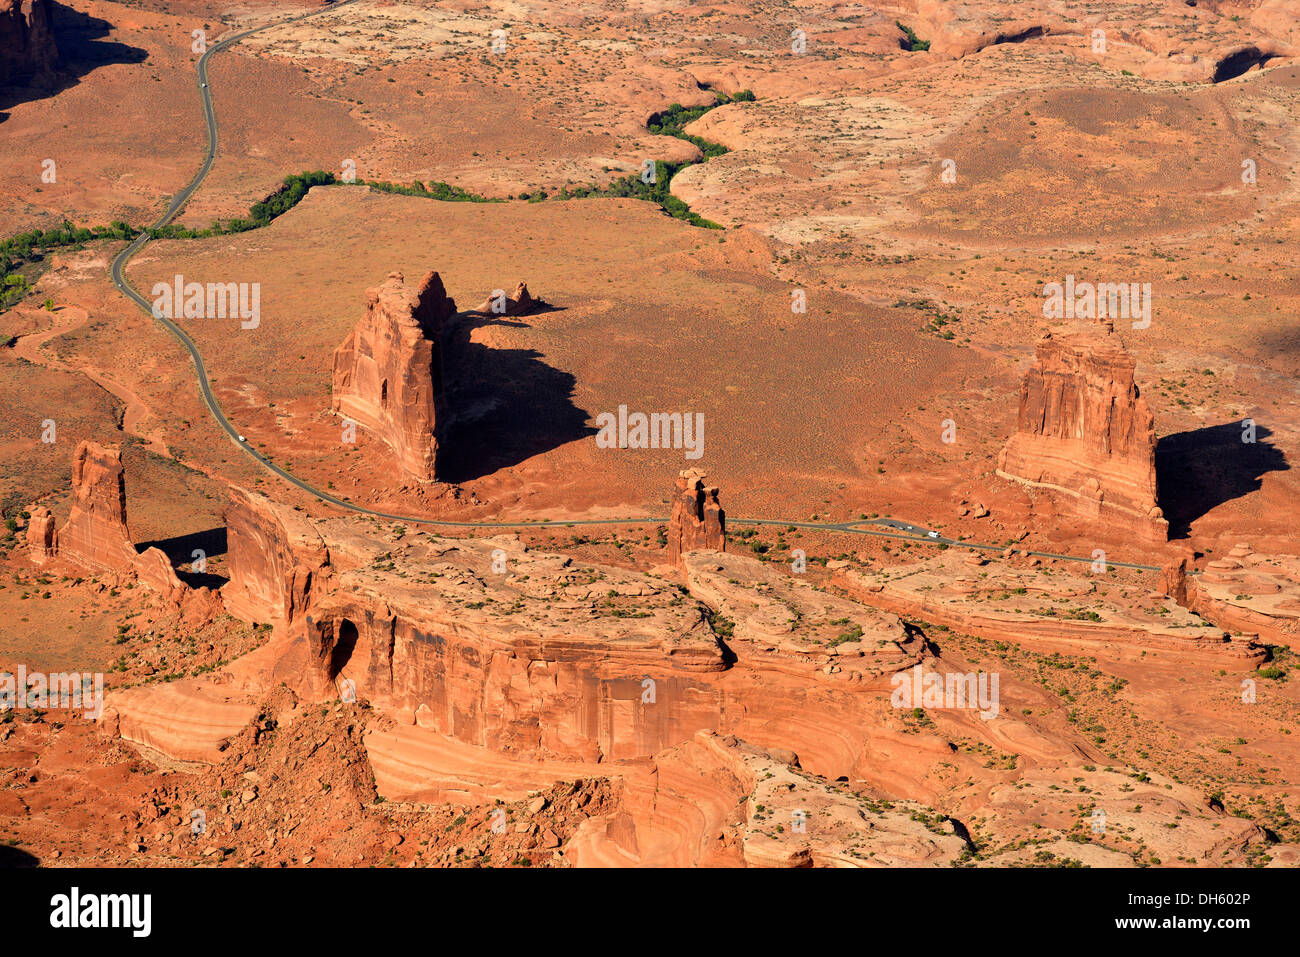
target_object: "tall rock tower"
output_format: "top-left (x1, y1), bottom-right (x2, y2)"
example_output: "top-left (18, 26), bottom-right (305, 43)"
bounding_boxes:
top-left (331, 270), bottom-right (457, 482)
top-left (997, 322), bottom-right (1167, 543)
top-left (668, 469), bottom-right (726, 565)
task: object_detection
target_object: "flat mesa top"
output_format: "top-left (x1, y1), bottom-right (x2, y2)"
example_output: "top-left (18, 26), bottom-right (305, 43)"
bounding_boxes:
top-left (316, 520), bottom-right (709, 648)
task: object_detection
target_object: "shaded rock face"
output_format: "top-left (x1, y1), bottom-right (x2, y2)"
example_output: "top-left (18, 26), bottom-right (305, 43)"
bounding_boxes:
top-left (223, 489), bottom-right (330, 626)
top-left (0, 0), bottom-right (56, 89)
top-left (668, 469), bottom-right (726, 565)
top-left (25, 504), bottom-right (56, 565)
top-left (998, 324), bottom-right (1167, 542)
top-left (58, 441), bottom-right (137, 574)
top-left (331, 270), bottom-right (456, 482)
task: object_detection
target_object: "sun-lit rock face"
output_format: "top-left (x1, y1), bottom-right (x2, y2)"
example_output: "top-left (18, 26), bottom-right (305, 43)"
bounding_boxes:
top-left (207, 504), bottom-right (922, 769)
top-left (0, 0), bottom-right (57, 89)
top-left (998, 323), bottom-right (1167, 543)
top-left (223, 488), bottom-right (331, 626)
top-left (25, 504), bottom-right (56, 565)
top-left (331, 269), bottom-right (457, 482)
top-left (668, 469), bottom-right (726, 566)
top-left (472, 280), bottom-right (538, 316)
top-left (568, 731), bottom-right (970, 867)
top-left (57, 441), bottom-right (138, 575)
top-left (40, 442), bottom-right (217, 614)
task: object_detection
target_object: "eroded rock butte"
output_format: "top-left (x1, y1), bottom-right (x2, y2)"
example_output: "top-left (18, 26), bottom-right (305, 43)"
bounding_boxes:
top-left (332, 270), bottom-right (456, 482)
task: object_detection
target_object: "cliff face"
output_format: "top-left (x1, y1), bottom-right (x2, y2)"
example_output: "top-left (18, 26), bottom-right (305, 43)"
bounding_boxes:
top-left (998, 323), bottom-right (1167, 542)
top-left (222, 489), bottom-right (330, 626)
top-left (0, 0), bottom-right (57, 88)
top-left (667, 469), bottom-right (726, 565)
top-left (195, 508), bottom-right (921, 774)
top-left (331, 270), bottom-right (456, 482)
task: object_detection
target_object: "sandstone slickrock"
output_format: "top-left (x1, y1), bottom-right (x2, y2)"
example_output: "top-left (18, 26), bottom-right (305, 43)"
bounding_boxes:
top-left (997, 323), bottom-right (1168, 543)
top-left (837, 552), bottom-right (1263, 660)
top-left (1163, 547), bottom-right (1300, 649)
top-left (25, 505), bottom-right (56, 564)
top-left (568, 731), bottom-right (969, 867)
top-left (667, 468), bottom-right (725, 565)
top-left (331, 270), bottom-right (456, 482)
top-left (473, 280), bottom-right (539, 316)
top-left (0, 0), bottom-right (57, 89)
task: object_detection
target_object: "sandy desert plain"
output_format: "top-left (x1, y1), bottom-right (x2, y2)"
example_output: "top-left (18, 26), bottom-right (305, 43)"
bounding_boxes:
top-left (0, 0), bottom-right (1297, 872)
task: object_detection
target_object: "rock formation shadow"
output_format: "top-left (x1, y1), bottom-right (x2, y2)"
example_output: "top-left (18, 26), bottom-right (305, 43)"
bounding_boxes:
top-left (135, 526), bottom-right (228, 589)
top-left (0, 2), bottom-right (148, 120)
top-left (436, 310), bottom-right (593, 483)
top-left (0, 845), bottom-right (39, 868)
top-left (1156, 421), bottom-right (1289, 538)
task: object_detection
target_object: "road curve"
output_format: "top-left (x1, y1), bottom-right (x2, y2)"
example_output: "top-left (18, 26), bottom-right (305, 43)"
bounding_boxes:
top-left (106, 3), bottom-right (1159, 573)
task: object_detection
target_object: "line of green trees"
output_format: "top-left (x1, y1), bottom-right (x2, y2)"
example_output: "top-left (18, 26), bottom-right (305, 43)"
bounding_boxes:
top-left (647, 89), bottom-right (754, 159)
top-left (1, 88), bottom-right (760, 308)
top-left (565, 89), bottom-right (756, 229)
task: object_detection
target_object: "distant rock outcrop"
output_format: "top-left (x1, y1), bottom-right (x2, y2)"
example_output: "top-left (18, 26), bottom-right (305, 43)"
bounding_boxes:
top-left (25, 504), bottom-right (56, 565)
top-left (331, 270), bottom-right (456, 482)
top-left (997, 323), bottom-right (1167, 543)
top-left (1162, 545), bottom-right (1300, 649)
top-left (473, 280), bottom-right (540, 317)
top-left (668, 469), bottom-right (726, 565)
top-left (0, 0), bottom-right (57, 89)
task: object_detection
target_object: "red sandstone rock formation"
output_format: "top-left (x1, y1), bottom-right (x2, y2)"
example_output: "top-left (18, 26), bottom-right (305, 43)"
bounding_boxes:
top-left (473, 280), bottom-right (538, 316)
top-left (1162, 546), bottom-right (1300, 649)
top-left (25, 504), bottom-right (56, 564)
top-left (570, 731), bottom-right (970, 867)
top-left (0, 0), bottom-right (57, 89)
top-left (667, 469), bottom-right (725, 565)
top-left (57, 441), bottom-right (138, 574)
top-left (37, 442), bottom-right (219, 619)
top-left (836, 552), bottom-right (1263, 661)
top-left (331, 270), bottom-right (456, 482)
top-left (207, 520), bottom-right (917, 769)
top-left (997, 323), bottom-right (1167, 543)
top-left (223, 488), bottom-right (330, 625)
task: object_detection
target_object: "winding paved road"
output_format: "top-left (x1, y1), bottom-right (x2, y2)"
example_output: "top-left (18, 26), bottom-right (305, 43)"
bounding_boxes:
top-left (106, 2), bottom-right (1159, 574)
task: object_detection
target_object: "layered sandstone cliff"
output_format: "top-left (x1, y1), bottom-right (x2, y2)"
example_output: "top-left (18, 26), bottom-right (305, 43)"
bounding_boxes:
top-left (0, 0), bottom-right (57, 89)
top-left (836, 551), bottom-right (1262, 661)
top-left (998, 323), bottom-right (1167, 542)
top-left (331, 270), bottom-right (456, 482)
top-left (140, 506), bottom-right (922, 772)
top-left (667, 469), bottom-right (725, 565)
top-left (1163, 546), bottom-right (1300, 649)
top-left (568, 731), bottom-right (969, 867)
top-left (223, 488), bottom-right (330, 625)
